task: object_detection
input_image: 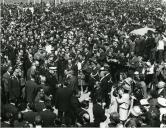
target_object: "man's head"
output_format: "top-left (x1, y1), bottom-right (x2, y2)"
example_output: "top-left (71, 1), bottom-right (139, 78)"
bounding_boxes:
top-left (40, 75), bottom-right (46, 84)
top-left (35, 60), bottom-right (39, 67)
top-left (13, 68), bottom-right (20, 77)
top-left (7, 66), bottom-right (13, 74)
top-left (34, 115), bottom-right (42, 126)
top-left (109, 112), bottom-right (120, 124)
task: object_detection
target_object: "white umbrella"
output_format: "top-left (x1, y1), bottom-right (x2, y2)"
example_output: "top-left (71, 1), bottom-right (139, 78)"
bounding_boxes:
top-left (156, 8), bottom-right (162, 11)
top-left (130, 26), bottom-right (156, 36)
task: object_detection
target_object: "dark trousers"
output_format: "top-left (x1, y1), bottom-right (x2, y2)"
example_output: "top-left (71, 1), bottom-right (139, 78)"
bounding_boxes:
top-left (4, 92), bottom-right (9, 104)
top-left (58, 110), bottom-right (72, 126)
top-left (145, 74), bottom-right (154, 86)
top-left (101, 91), bottom-right (110, 108)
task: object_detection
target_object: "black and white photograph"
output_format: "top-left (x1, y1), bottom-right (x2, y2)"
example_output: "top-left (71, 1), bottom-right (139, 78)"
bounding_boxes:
top-left (1, 0), bottom-right (166, 127)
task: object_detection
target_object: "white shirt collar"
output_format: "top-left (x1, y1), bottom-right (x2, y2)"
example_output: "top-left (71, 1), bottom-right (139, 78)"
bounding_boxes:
top-left (4, 121), bottom-right (10, 124)
top-left (10, 103), bottom-right (15, 106)
top-left (39, 100), bottom-right (44, 103)
top-left (42, 108), bottom-right (47, 111)
top-left (21, 109), bottom-right (32, 113)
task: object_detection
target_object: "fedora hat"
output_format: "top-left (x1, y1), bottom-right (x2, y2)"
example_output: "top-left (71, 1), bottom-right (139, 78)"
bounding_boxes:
top-left (122, 84), bottom-right (131, 91)
top-left (124, 77), bottom-right (133, 85)
top-left (157, 81), bottom-right (166, 89)
top-left (158, 97), bottom-right (166, 107)
top-left (140, 99), bottom-right (149, 106)
top-left (131, 106), bottom-right (143, 117)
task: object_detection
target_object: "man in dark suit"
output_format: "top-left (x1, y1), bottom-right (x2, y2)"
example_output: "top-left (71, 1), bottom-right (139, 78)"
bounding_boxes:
top-left (3, 98), bottom-right (18, 119)
top-left (68, 70), bottom-right (78, 92)
top-left (9, 68), bottom-right (21, 102)
top-left (34, 94), bottom-right (46, 112)
top-left (145, 34), bottom-right (156, 60)
top-left (14, 112), bottom-right (27, 127)
top-left (100, 68), bottom-right (112, 108)
top-left (7, 45), bottom-right (17, 67)
top-left (55, 83), bottom-right (73, 126)
top-left (57, 56), bottom-right (68, 83)
top-left (135, 36), bottom-right (146, 57)
top-left (25, 73), bottom-right (39, 103)
top-left (2, 66), bottom-right (13, 103)
top-left (22, 51), bottom-right (32, 80)
top-left (1, 112), bottom-right (13, 127)
top-left (93, 97), bottom-right (107, 127)
top-left (39, 100), bottom-right (56, 127)
top-left (70, 91), bottom-right (82, 125)
top-left (46, 68), bottom-right (58, 98)
top-left (26, 63), bottom-right (36, 81)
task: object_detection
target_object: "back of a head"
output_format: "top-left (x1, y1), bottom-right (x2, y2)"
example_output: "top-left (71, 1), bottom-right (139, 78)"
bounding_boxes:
top-left (149, 107), bottom-right (160, 119)
top-left (4, 112), bottom-right (13, 122)
top-left (45, 100), bottom-right (52, 110)
top-left (96, 96), bottom-right (102, 103)
top-left (34, 115), bottom-right (42, 126)
top-left (82, 113), bottom-right (90, 125)
top-left (150, 90), bottom-right (158, 98)
top-left (27, 102), bottom-right (35, 111)
top-left (9, 98), bottom-right (17, 104)
top-left (110, 112), bottom-right (120, 124)
top-left (124, 118), bottom-right (137, 128)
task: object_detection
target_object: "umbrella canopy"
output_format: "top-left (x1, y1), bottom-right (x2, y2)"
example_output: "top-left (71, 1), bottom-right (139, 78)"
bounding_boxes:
top-left (156, 8), bottom-right (162, 11)
top-left (130, 26), bottom-right (156, 36)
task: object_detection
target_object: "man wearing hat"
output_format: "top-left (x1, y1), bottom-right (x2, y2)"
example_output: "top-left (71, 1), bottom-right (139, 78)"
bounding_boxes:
top-left (46, 67), bottom-right (58, 102)
top-left (124, 105), bottom-right (144, 127)
top-left (157, 97), bottom-right (166, 122)
top-left (90, 60), bottom-right (100, 82)
top-left (9, 68), bottom-right (21, 102)
top-left (161, 114), bottom-right (166, 128)
top-left (100, 66), bottom-right (112, 108)
top-left (109, 112), bottom-right (123, 127)
top-left (140, 99), bottom-right (150, 111)
top-left (57, 55), bottom-right (68, 83)
top-left (116, 84), bottom-right (131, 123)
top-left (139, 98), bottom-right (151, 127)
top-left (55, 82), bottom-right (73, 126)
top-left (157, 81), bottom-right (166, 98)
top-left (89, 60), bottom-right (100, 96)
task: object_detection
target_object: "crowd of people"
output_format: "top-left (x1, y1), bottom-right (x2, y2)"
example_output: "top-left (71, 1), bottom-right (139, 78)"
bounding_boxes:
top-left (1, 0), bottom-right (166, 127)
